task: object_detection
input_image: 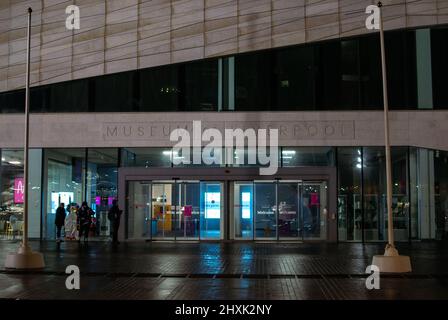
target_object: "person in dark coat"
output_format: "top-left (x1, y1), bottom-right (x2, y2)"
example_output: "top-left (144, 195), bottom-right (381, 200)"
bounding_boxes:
top-left (77, 201), bottom-right (93, 243)
top-left (108, 200), bottom-right (122, 244)
top-left (55, 203), bottom-right (66, 242)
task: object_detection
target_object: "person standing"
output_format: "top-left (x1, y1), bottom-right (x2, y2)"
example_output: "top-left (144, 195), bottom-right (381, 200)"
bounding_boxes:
top-left (108, 200), bottom-right (122, 244)
top-left (78, 201), bottom-right (93, 243)
top-left (55, 203), bottom-right (66, 243)
top-left (8, 213), bottom-right (18, 240)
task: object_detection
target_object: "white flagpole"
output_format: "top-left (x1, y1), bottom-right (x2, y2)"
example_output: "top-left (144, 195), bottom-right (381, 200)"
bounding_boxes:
top-left (372, 1), bottom-right (411, 273)
top-left (378, 1), bottom-right (395, 252)
top-left (5, 7), bottom-right (45, 269)
top-left (22, 7), bottom-right (32, 251)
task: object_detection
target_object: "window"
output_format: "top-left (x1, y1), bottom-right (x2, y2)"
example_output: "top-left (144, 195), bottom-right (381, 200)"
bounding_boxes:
top-left (337, 147), bottom-right (362, 241)
top-left (140, 65), bottom-right (179, 111)
top-left (0, 90), bottom-right (24, 113)
top-left (273, 46), bottom-right (315, 109)
top-left (87, 149), bottom-right (119, 238)
top-left (0, 28), bottom-right (427, 113)
top-left (385, 30), bottom-right (417, 109)
top-left (0, 149), bottom-right (24, 240)
top-left (93, 72), bottom-right (137, 112)
top-left (235, 51), bottom-right (272, 110)
top-left (281, 147), bottom-right (335, 167)
top-left (314, 40), bottom-right (342, 109)
top-left (139, 60), bottom-right (219, 111)
top-left (183, 60), bottom-right (218, 111)
top-left (362, 147), bottom-right (410, 241)
top-left (434, 150), bottom-right (448, 239)
top-left (431, 28), bottom-right (448, 109)
top-left (121, 148), bottom-right (173, 167)
top-left (359, 34), bottom-right (382, 108)
top-left (44, 149), bottom-right (86, 239)
top-left (31, 80), bottom-right (89, 112)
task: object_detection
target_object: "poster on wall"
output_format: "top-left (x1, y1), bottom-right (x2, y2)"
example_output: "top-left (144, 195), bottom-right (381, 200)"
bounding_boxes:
top-left (14, 178), bottom-right (24, 204)
top-left (184, 205), bottom-right (192, 217)
top-left (310, 193), bottom-right (320, 206)
top-left (241, 192), bottom-right (251, 219)
top-left (205, 192), bottom-right (220, 219)
top-left (51, 192), bottom-right (74, 212)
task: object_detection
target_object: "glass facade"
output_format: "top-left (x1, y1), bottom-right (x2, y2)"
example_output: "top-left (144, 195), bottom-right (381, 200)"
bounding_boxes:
top-left (231, 180), bottom-right (328, 240)
top-left (233, 182), bottom-right (254, 240)
top-left (43, 148), bottom-right (119, 240)
top-left (431, 28), bottom-right (448, 109)
top-left (2, 27), bottom-right (445, 113)
top-left (126, 180), bottom-right (222, 240)
top-left (86, 149), bottom-right (119, 238)
top-left (0, 146), bottom-right (446, 242)
top-left (281, 147), bottom-right (335, 167)
top-left (44, 149), bottom-right (86, 239)
top-left (0, 149), bottom-right (24, 240)
top-left (338, 147), bottom-right (411, 242)
top-left (434, 150), bottom-right (448, 239)
top-left (337, 147), bottom-right (362, 241)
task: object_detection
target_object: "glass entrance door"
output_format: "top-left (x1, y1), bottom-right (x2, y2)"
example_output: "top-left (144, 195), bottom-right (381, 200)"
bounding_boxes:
top-left (302, 181), bottom-right (328, 240)
top-left (233, 182), bottom-right (254, 240)
top-left (174, 181), bottom-right (200, 240)
top-left (278, 182), bottom-right (300, 239)
top-left (232, 180), bottom-right (328, 241)
top-left (127, 179), bottom-right (328, 241)
top-left (151, 182), bottom-right (175, 240)
top-left (254, 182), bottom-right (277, 240)
top-left (200, 182), bottom-right (223, 240)
top-left (127, 180), bottom-right (223, 240)
top-left (126, 181), bottom-right (151, 240)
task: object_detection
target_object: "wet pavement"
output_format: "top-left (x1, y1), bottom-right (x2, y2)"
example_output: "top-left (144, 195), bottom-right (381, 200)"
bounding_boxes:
top-left (0, 240), bottom-right (447, 300)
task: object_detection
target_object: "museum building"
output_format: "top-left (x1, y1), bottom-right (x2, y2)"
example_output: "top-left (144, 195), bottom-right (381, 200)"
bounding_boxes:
top-left (0, 1), bottom-right (447, 242)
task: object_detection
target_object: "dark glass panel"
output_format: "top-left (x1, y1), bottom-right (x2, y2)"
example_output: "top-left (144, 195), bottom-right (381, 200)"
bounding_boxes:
top-left (337, 147), bottom-right (362, 241)
top-left (31, 80), bottom-right (89, 112)
top-left (183, 59), bottom-right (218, 111)
top-left (93, 72), bottom-right (136, 112)
top-left (235, 51), bottom-right (272, 110)
top-left (314, 40), bottom-right (341, 109)
top-left (359, 34), bottom-right (382, 108)
top-left (363, 147), bottom-right (410, 242)
top-left (0, 28), bottom-right (423, 113)
top-left (340, 39), bottom-right (360, 108)
top-left (0, 89), bottom-right (25, 113)
top-left (431, 28), bottom-right (448, 109)
top-left (274, 46), bottom-right (315, 109)
top-left (281, 147), bottom-right (335, 167)
top-left (121, 148), bottom-right (173, 167)
top-left (140, 65), bottom-right (179, 111)
top-left (385, 30), bottom-right (417, 109)
top-left (434, 150), bottom-right (448, 239)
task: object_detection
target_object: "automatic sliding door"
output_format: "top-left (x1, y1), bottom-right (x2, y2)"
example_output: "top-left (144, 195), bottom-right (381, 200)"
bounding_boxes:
top-left (254, 182), bottom-right (277, 240)
top-left (126, 177), bottom-right (329, 242)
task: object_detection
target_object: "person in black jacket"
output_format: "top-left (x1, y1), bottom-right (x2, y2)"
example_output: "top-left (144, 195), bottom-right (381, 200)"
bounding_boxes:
top-left (77, 201), bottom-right (93, 243)
top-left (108, 200), bottom-right (122, 244)
top-left (55, 203), bottom-right (66, 243)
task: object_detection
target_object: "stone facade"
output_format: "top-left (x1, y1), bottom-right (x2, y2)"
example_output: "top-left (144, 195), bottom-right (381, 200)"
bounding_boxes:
top-left (0, 111), bottom-right (447, 150)
top-left (1, 0), bottom-right (447, 92)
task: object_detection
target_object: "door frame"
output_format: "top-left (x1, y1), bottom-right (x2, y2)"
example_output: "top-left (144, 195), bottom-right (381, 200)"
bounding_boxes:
top-left (118, 167), bottom-right (337, 242)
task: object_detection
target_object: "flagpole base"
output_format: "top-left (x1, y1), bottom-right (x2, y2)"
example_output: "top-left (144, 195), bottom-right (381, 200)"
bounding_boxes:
top-left (4, 243), bottom-right (45, 269)
top-left (372, 244), bottom-right (412, 273)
